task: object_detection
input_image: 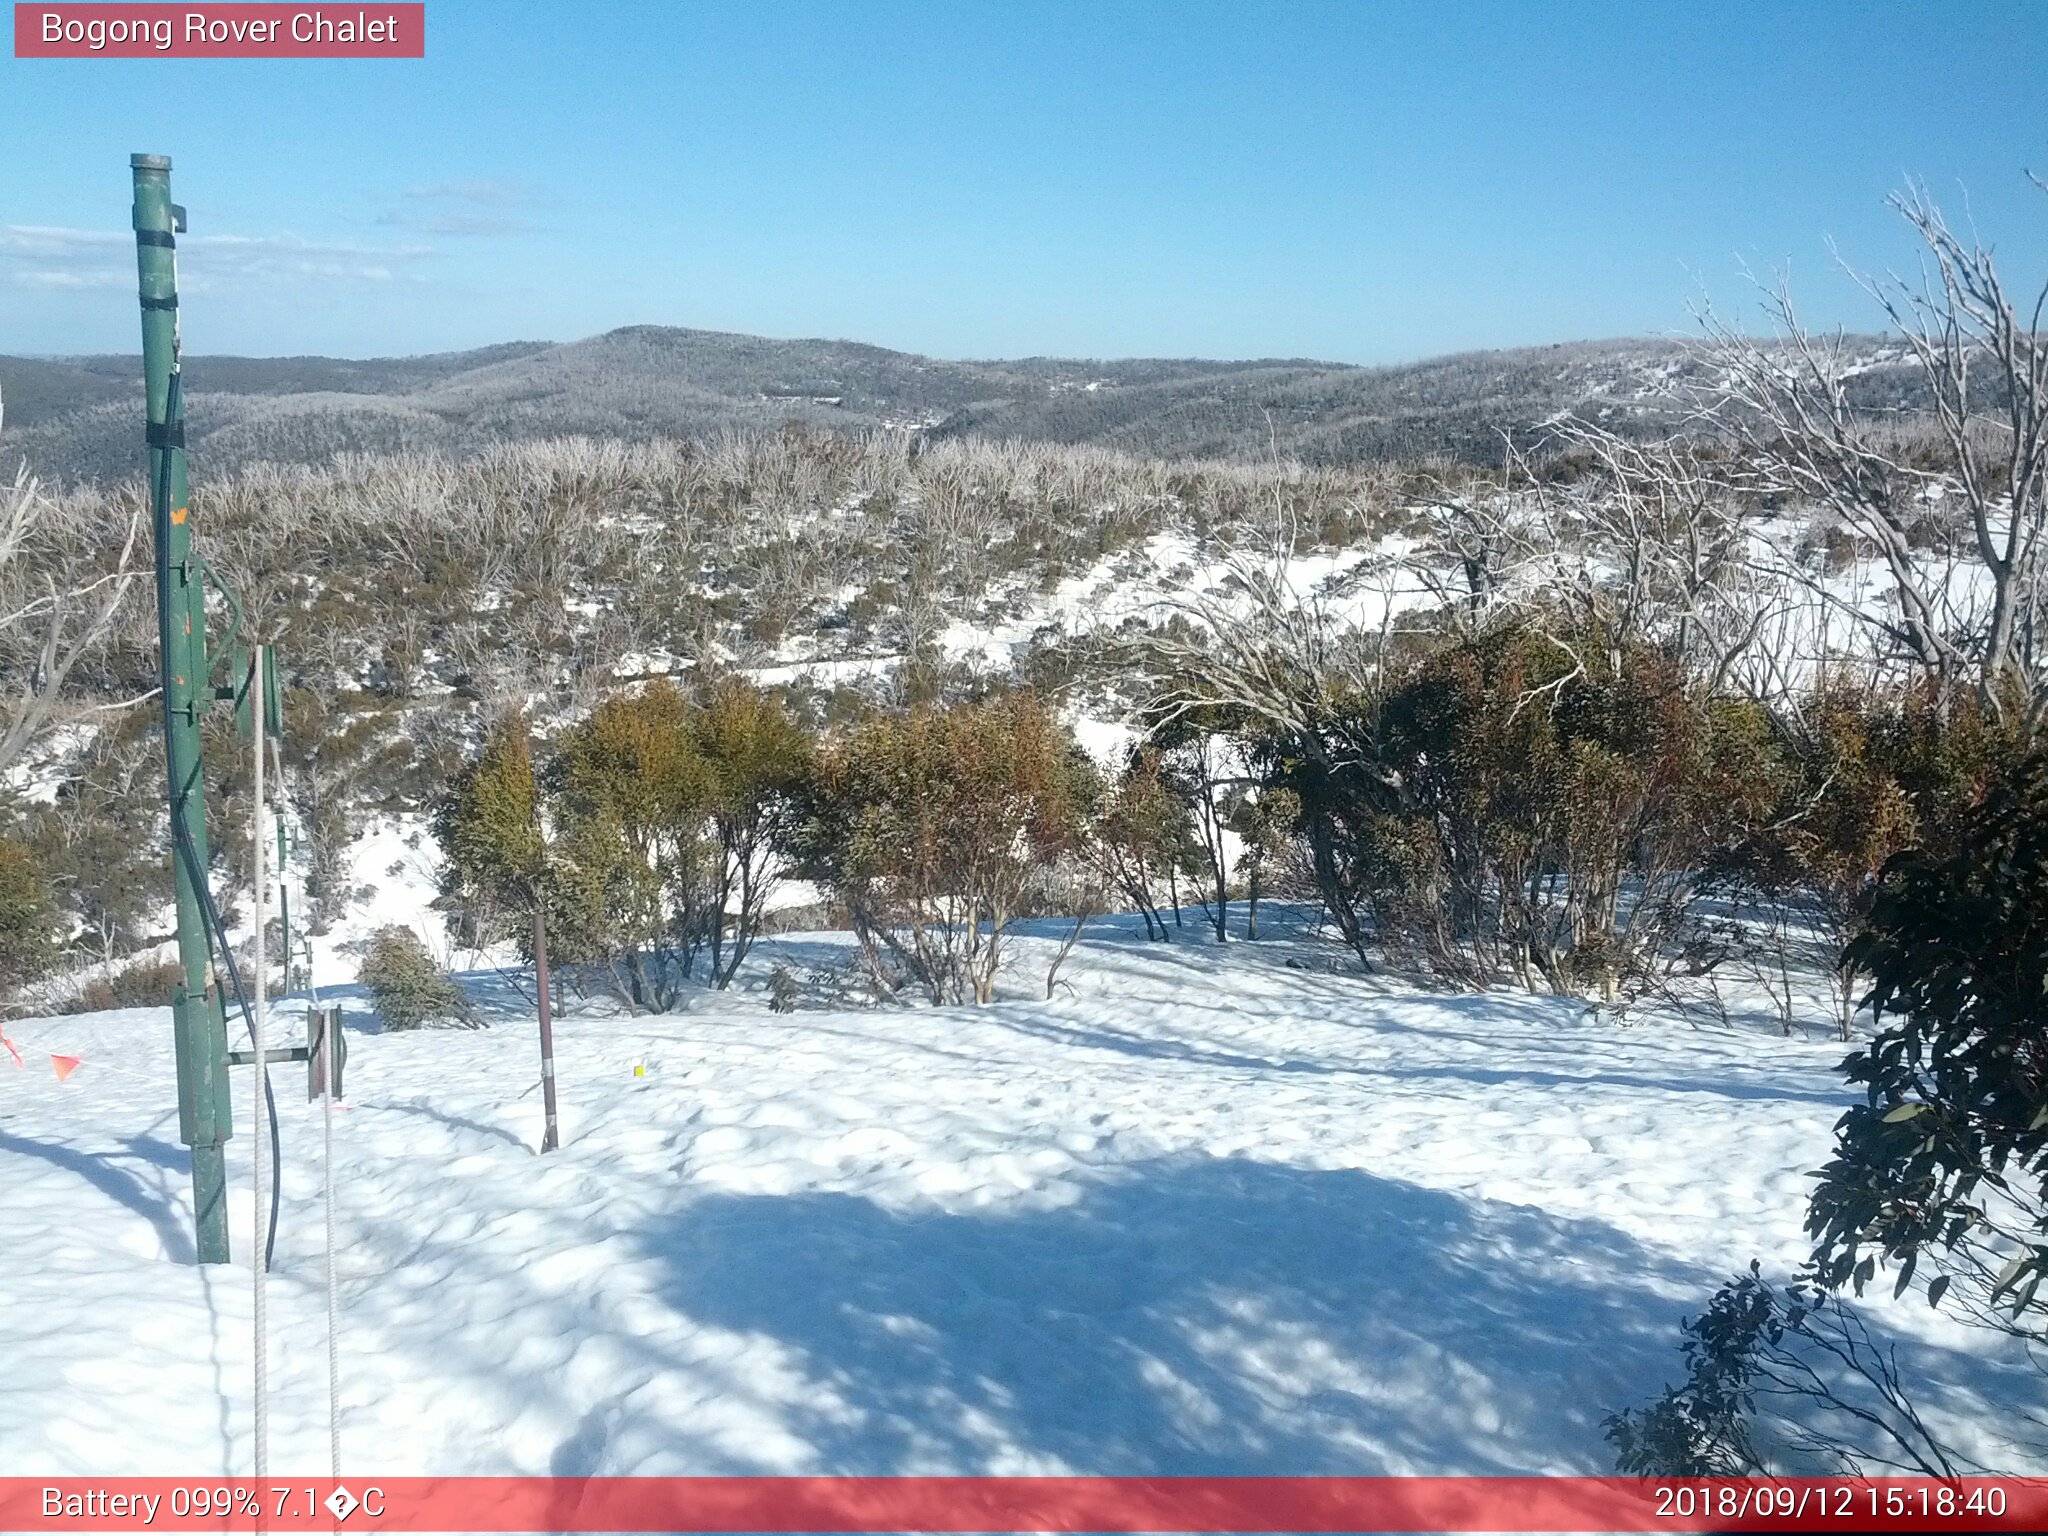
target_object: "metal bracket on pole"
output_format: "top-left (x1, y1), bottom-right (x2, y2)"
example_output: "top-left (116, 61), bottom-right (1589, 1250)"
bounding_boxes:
top-left (307, 1005), bottom-right (346, 1101)
top-left (227, 1010), bottom-right (341, 1102)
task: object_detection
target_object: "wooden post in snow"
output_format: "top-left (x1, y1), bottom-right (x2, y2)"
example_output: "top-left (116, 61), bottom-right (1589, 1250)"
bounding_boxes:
top-left (533, 906), bottom-right (559, 1153)
top-left (523, 715), bottom-right (560, 1155)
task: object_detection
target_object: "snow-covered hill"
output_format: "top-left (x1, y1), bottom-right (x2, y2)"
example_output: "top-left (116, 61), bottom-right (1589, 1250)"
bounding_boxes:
top-left (0, 329), bottom-right (1927, 484)
top-left (1, 917), bottom-right (2032, 1475)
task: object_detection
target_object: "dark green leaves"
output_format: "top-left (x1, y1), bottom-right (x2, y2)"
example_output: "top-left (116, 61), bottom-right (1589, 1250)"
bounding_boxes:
top-left (1810, 753), bottom-right (2048, 1323)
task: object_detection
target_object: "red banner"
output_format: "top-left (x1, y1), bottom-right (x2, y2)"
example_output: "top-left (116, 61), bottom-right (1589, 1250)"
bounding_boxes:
top-left (12, 4), bottom-right (424, 57)
top-left (1, 1477), bottom-right (2045, 1533)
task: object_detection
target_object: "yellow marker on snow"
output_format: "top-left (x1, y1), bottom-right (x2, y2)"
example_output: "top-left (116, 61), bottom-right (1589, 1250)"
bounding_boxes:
top-left (633, 1063), bottom-right (646, 1077)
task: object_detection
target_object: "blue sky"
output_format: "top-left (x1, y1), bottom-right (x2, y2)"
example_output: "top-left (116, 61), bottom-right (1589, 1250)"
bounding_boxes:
top-left (3, 0), bottom-right (2045, 362)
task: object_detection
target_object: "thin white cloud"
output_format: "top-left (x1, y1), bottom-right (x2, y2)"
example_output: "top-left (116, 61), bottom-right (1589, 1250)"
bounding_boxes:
top-left (12, 269), bottom-right (130, 289)
top-left (416, 213), bottom-right (531, 237)
top-left (382, 179), bottom-right (545, 236)
top-left (0, 224), bottom-right (435, 292)
top-left (402, 178), bottom-right (537, 206)
top-left (1, 225), bottom-right (130, 252)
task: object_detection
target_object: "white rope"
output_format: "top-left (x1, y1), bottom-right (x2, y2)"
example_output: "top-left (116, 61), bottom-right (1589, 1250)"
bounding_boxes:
top-left (250, 646), bottom-right (269, 1480)
top-left (277, 731), bottom-right (342, 1482)
top-left (322, 994), bottom-right (340, 1479)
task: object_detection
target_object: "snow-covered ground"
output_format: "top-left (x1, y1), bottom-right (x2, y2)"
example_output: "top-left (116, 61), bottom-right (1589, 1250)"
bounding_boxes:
top-left (1, 915), bottom-right (2034, 1476)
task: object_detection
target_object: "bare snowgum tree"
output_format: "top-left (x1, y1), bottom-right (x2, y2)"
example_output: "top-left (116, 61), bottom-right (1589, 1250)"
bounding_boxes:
top-left (1700, 178), bottom-right (2048, 733)
top-left (0, 392), bottom-right (142, 778)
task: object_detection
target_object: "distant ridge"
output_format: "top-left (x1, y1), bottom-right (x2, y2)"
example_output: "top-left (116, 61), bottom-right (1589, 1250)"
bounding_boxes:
top-left (0, 326), bottom-right (1920, 484)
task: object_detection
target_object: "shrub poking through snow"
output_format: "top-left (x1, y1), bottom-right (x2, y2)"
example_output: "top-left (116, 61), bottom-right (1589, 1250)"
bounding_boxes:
top-left (1254, 626), bottom-right (1781, 998)
top-left (1610, 754), bottom-right (2048, 1478)
top-left (1090, 745), bottom-right (1194, 943)
top-left (797, 692), bottom-right (1095, 1004)
top-left (1604, 1262), bottom-right (1967, 1476)
top-left (437, 685), bottom-right (817, 1014)
top-left (544, 682), bottom-right (713, 1011)
top-left (693, 679), bottom-right (816, 989)
top-left (437, 713), bottom-right (550, 957)
top-left (0, 837), bottom-right (54, 1007)
top-left (58, 957), bottom-right (185, 1015)
top-left (1813, 751), bottom-right (2048, 1337)
top-left (359, 925), bottom-right (473, 1031)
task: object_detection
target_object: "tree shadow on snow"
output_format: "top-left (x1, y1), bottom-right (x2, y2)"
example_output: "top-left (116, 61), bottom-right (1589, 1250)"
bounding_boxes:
top-left (612, 1154), bottom-right (1714, 1475)
top-left (985, 1012), bottom-right (1849, 1109)
top-left (0, 1125), bottom-right (197, 1265)
top-left (372, 1097), bottom-right (534, 1153)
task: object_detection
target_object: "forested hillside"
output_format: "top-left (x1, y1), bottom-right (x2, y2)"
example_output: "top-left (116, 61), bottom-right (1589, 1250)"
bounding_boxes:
top-left (0, 327), bottom-right (1930, 484)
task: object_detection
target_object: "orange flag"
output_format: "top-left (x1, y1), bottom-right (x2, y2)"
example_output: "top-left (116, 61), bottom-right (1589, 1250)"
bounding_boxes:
top-left (0, 1027), bottom-right (21, 1069)
top-left (50, 1054), bottom-right (82, 1083)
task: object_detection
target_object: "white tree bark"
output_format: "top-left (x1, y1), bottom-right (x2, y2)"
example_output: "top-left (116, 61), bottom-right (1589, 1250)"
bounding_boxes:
top-left (0, 393), bottom-right (141, 778)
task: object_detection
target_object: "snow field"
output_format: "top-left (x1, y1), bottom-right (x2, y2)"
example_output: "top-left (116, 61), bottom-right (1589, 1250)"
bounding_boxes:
top-left (0, 919), bottom-right (2034, 1476)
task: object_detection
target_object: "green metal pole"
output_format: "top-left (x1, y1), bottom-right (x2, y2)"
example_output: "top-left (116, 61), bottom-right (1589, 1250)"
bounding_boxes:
top-left (133, 153), bottom-right (232, 1265)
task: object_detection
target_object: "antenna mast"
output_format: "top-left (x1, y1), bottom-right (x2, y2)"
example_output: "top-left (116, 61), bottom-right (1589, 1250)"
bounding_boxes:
top-left (133, 152), bottom-right (233, 1264)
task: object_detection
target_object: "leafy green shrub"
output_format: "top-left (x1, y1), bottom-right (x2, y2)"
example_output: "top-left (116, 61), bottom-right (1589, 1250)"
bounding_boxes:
top-left (0, 838), bottom-right (54, 1006)
top-left (436, 713), bottom-right (548, 955)
top-left (1719, 683), bottom-right (2016, 1035)
top-left (358, 925), bottom-right (472, 1030)
top-left (1091, 746), bottom-right (1195, 941)
top-left (1228, 785), bottom-right (1301, 939)
top-left (797, 692), bottom-right (1094, 1004)
top-left (441, 683), bottom-right (816, 1013)
top-left (1262, 627), bottom-right (1780, 996)
top-left (695, 679), bottom-right (815, 987)
top-left (1810, 751), bottom-right (2048, 1331)
top-left (546, 682), bottom-right (712, 1010)
top-left (1611, 754), bottom-right (2048, 1481)
top-left (1605, 1262), bottom-right (1965, 1477)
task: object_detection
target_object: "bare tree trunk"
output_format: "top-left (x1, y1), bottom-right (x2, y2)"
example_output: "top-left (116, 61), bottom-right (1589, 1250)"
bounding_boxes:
top-left (0, 397), bottom-right (142, 777)
top-left (1695, 179), bottom-right (2048, 735)
top-left (1045, 901), bottom-right (1095, 999)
